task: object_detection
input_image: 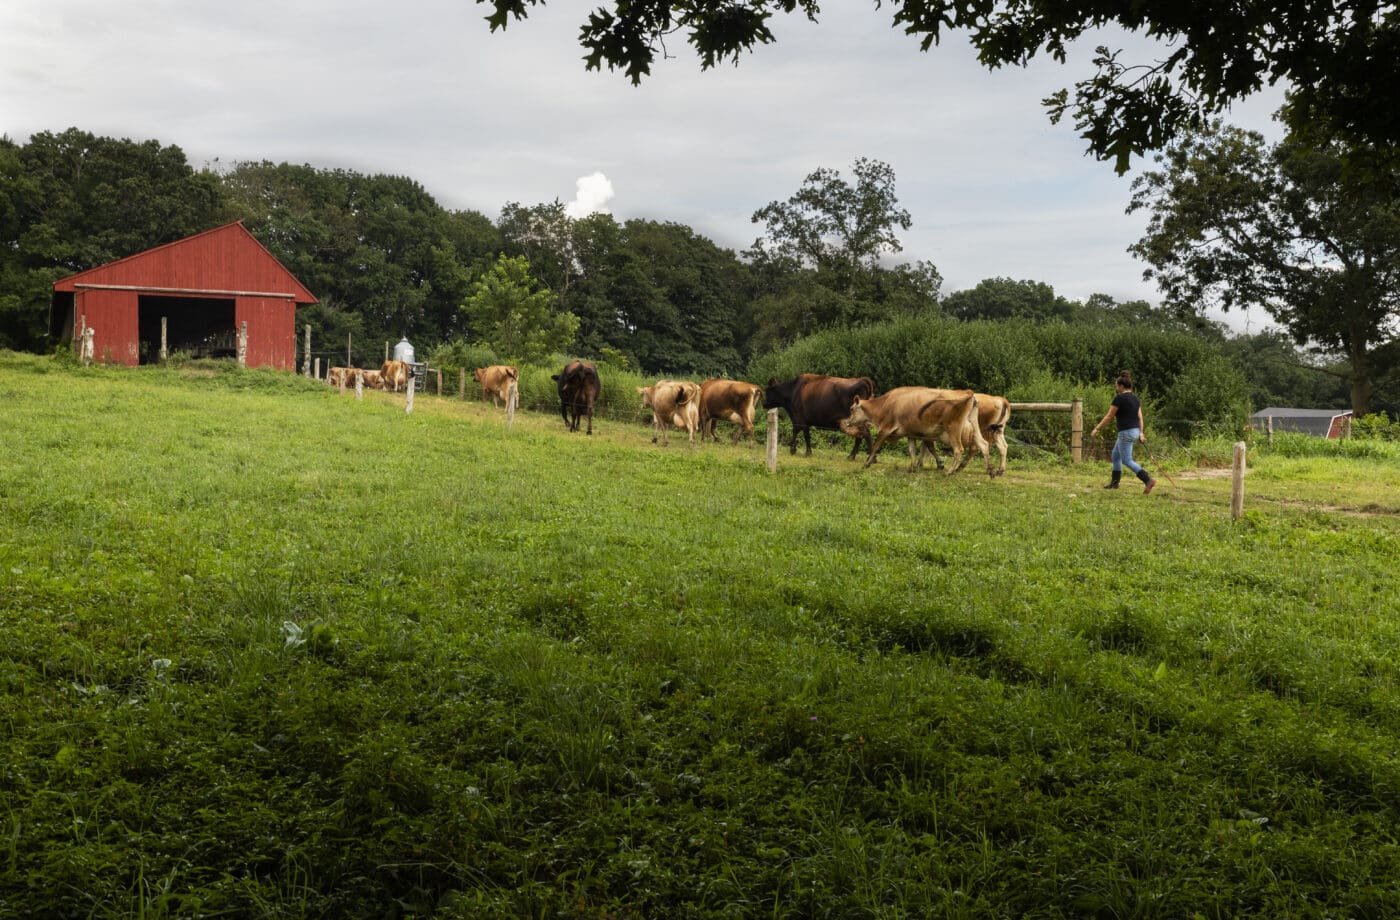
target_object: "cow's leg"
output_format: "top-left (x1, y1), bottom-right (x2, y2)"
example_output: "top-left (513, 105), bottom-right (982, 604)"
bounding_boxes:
top-left (993, 428), bottom-right (1008, 476)
top-left (945, 439), bottom-right (964, 475)
top-left (561, 399), bottom-right (571, 428)
top-left (864, 430), bottom-right (899, 468)
top-left (585, 401), bottom-right (594, 435)
top-left (848, 424), bottom-right (873, 461)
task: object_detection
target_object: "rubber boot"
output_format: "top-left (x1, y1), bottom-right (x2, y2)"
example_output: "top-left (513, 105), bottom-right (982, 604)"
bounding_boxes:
top-left (1136, 468), bottom-right (1156, 494)
top-left (1104, 469), bottom-right (1121, 489)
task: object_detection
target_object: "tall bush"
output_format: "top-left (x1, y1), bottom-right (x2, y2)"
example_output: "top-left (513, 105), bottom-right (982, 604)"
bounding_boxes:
top-left (746, 316), bottom-right (1251, 440)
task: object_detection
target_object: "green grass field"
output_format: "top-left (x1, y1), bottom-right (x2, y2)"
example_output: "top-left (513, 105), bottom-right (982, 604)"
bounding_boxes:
top-left (3, 352), bottom-right (1400, 918)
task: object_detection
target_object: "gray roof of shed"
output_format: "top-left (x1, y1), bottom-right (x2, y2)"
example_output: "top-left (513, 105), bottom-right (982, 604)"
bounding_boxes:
top-left (1251, 408), bottom-right (1352, 419)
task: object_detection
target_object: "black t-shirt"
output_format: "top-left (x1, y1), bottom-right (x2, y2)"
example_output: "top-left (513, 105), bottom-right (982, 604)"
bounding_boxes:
top-left (1111, 392), bottom-right (1141, 432)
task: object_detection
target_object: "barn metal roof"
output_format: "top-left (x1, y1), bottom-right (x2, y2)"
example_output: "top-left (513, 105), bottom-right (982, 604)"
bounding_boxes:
top-left (1251, 407), bottom-right (1352, 438)
top-left (52, 221), bottom-right (316, 304)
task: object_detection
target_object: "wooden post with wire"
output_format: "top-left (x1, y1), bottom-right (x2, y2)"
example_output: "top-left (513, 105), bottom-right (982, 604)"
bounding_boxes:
top-left (459, 368), bottom-right (467, 400)
top-left (507, 380), bottom-right (518, 430)
top-left (766, 409), bottom-right (779, 473)
top-left (1231, 441), bottom-right (1247, 521)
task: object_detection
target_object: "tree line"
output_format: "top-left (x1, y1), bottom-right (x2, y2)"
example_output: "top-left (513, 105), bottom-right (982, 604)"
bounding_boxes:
top-left (0, 123), bottom-right (1387, 415)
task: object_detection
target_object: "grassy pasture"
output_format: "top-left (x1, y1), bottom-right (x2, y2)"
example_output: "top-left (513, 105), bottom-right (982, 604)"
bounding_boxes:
top-left (3, 352), bottom-right (1400, 918)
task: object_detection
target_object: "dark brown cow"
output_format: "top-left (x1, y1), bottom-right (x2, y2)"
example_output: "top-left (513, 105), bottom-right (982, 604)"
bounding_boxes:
top-left (553, 360), bottom-right (601, 434)
top-left (763, 374), bottom-right (875, 458)
top-left (843, 387), bottom-right (993, 476)
top-left (473, 365), bottom-right (519, 407)
top-left (699, 378), bottom-right (763, 444)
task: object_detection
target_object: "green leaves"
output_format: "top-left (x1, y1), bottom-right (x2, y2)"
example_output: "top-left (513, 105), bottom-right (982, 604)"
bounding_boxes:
top-left (461, 253), bottom-right (577, 363)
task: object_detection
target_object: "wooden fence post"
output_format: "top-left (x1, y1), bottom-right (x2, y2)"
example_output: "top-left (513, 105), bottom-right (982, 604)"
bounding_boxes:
top-left (160, 317), bottom-right (168, 362)
top-left (435, 369), bottom-right (442, 397)
top-left (507, 380), bottom-right (518, 430)
top-left (355, 369), bottom-right (364, 400)
top-left (1266, 415), bottom-right (1274, 446)
top-left (303, 325), bottom-right (311, 377)
top-left (405, 374), bottom-right (415, 415)
top-left (1070, 397), bottom-right (1083, 463)
top-left (766, 409), bottom-right (779, 473)
top-left (80, 326), bottom-right (94, 366)
top-left (237, 322), bottom-right (248, 367)
top-left (459, 368), bottom-right (467, 400)
top-left (314, 358), bottom-right (320, 382)
top-left (1231, 441), bottom-right (1247, 521)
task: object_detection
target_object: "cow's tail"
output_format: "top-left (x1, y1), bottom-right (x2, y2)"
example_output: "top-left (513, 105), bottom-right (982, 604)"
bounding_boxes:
top-left (987, 397), bottom-right (1010, 433)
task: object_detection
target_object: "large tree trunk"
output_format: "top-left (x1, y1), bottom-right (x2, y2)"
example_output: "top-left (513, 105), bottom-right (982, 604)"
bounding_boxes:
top-left (1347, 326), bottom-right (1372, 416)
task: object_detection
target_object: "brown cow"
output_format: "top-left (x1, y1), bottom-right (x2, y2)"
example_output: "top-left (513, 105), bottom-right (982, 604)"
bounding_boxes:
top-left (914, 390), bottom-right (1012, 477)
top-left (554, 360), bottom-right (601, 434)
top-left (361, 369), bottom-right (384, 390)
top-left (698, 378), bottom-right (763, 445)
top-left (843, 387), bottom-right (992, 476)
top-left (473, 365), bottom-right (519, 407)
top-left (327, 366), bottom-right (353, 389)
top-left (380, 360), bottom-right (409, 393)
top-left (638, 380), bottom-right (701, 445)
top-left (763, 374), bottom-right (875, 458)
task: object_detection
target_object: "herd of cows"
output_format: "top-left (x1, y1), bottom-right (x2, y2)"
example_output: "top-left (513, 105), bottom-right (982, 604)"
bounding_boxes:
top-left (550, 359), bottom-right (1012, 477)
top-left (326, 358), bottom-right (1012, 476)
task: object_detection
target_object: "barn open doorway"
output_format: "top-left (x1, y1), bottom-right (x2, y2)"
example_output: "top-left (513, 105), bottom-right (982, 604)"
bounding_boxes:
top-left (137, 295), bottom-right (236, 364)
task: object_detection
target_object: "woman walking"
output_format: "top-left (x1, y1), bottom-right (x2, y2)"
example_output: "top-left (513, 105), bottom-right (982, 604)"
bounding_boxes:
top-left (1090, 370), bottom-right (1156, 493)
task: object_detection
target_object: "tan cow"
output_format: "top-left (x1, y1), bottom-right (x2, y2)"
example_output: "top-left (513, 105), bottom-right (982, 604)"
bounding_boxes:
top-left (327, 366), bottom-right (352, 388)
top-left (638, 380), bottom-right (701, 445)
top-left (913, 390), bottom-right (1012, 477)
top-left (380, 360), bottom-right (409, 393)
top-left (698, 378), bottom-right (764, 445)
top-left (361, 369), bottom-right (384, 390)
top-left (843, 387), bottom-right (992, 476)
top-left (473, 365), bottom-right (519, 407)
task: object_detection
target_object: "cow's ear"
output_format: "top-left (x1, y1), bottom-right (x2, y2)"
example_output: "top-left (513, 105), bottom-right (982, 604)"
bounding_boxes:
top-left (766, 377), bottom-right (777, 387)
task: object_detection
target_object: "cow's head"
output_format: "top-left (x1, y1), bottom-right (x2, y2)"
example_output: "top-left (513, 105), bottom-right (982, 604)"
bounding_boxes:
top-left (637, 385), bottom-right (655, 408)
top-left (763, 376), bottom-right (795, 410)
top-left (473, 367), bottom-right (486, 383)
top-left (840, 397), bottom-right (871, 435)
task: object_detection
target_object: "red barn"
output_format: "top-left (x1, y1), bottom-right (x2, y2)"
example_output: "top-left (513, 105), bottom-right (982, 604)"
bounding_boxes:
top-left (51, 221), bottom-right (317, 369)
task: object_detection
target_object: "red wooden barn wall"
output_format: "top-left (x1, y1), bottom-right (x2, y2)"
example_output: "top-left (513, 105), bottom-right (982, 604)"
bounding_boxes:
top-left (74, 289), bottom-right (140, 366)
top-left (54, 222), bottom-right (315, 370)
top-left (237, 297), bottom-right (297, 370)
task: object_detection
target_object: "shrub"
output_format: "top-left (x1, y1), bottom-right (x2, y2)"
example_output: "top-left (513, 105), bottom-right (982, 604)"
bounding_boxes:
top-left (1352, 412), bottom-right (1400, 441)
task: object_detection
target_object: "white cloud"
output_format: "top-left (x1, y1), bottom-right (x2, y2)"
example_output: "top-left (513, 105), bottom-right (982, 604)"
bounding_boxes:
top-left (565, 173), bottom-right (615, 219)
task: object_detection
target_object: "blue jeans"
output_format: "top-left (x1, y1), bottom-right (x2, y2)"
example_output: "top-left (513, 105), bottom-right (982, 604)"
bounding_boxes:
top-left (1112, 429), bottom-right (1144, 475)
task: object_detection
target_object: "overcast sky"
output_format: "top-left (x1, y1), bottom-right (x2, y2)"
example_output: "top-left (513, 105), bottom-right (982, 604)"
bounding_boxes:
top-left (3, 1), bottom-right (1287, 326)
